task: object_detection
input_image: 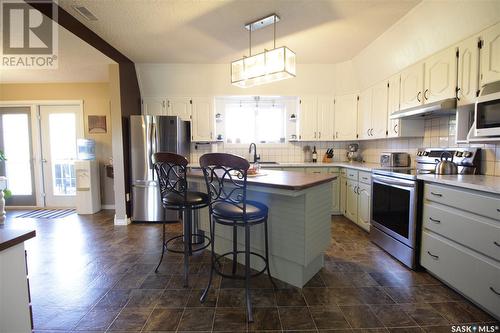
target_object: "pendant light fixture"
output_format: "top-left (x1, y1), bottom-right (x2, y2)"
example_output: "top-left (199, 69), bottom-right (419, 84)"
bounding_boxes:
top-left (231, 14), bottom-right (296, 88)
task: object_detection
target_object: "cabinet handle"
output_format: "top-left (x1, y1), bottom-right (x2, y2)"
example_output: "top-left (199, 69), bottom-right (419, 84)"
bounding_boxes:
top-left (424, 89), bottom-right (429, 100)
top-left (417, 91), bottom-right (422, 102)
top-left (429, 217), bottom-right (441, 224)
top-left (314, 132), bottom-right (317, 139)
top-left (319, 131), bottom-right (321, 139)
top-left (496, 208), bottom-right (500, 213)
top-left (335, 132), bottom-right (338, 139)
top-left (456, 87), bottom-right (461, 101)
top-left (370, 128), bottom-right (374, 136)
top-left (490, 286), bottom-right (500, 296)
top-left (430, 192), bottom-right (443, 197)
top-left (394, 123), bottom-right (398, 134)
top-left (210, 132), bottom-right (213, 139)
top-left (367, 129), bottom-right (370, 136)
top-left (427, 251), bottom-right (439, 260)
top-left (362, 177), bottom-right (368, 180)
top-left (494, 241), bottom-right (500, 247)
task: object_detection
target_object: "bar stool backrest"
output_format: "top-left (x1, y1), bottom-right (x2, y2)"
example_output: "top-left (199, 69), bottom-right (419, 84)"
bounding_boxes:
top-left (199, 153), bottom-right (250, 217)
top-left (152, 152), bottom-right (189, 205)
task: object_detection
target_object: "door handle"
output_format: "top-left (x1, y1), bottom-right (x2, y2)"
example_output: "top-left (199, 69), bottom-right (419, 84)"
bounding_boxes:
top-left (494, 241), bottom-right (500, 247)
top-left (430, 192), bottom-right (443, 197)
top-left (367, 129), bottom-right (370, 136)
top-left (318, 131), bottom-right (321, 139)
top-left (417, 91), bottom-right (422, 103)
top-left (490, 286), bottom-right (500, 296)
top-left (456, 87), bottom-right (461, 101)
top-left (424, 89), bottom-right (429, 100)
top-left (370, 128), bottom-right (374, 136)
top-left (41, 159), bottom-right (47, 163)
top-left (394, 123), bottom-right (398, 134)
top-left (427, 251), bottom-right (439, 260)
top-left (314, 132), bottom-right (317, 139)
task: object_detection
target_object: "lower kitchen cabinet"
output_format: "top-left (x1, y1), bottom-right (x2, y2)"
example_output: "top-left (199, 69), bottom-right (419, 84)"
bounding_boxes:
top-left (346, 179), bottom-right (358, 223)
top-left (306, 167), bottom-right (341, 215)
top-left (357, 182), bottom-right (371, 231)
top-left (340, 174), bottom-right (347, 215)
top-left (421, 182), bottom-right (500, 318)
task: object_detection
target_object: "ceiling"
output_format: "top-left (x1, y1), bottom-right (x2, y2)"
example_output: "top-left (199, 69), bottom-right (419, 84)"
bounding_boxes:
top-left (58, 0), bottom-right (421, 64)
top-left (0, 26), bottom-right (114, 83)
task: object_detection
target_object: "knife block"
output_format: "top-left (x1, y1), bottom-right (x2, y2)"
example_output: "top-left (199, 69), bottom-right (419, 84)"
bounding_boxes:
top-left (322, 154), bottom-right (332, 163)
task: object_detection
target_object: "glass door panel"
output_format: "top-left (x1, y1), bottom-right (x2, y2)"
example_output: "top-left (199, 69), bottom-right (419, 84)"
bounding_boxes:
top-left (0, 107), bottom-right (36, 206)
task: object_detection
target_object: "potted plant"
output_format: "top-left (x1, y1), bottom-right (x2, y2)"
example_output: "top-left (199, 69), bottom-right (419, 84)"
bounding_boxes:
top-left (0, 150), bottom-right (11, 199)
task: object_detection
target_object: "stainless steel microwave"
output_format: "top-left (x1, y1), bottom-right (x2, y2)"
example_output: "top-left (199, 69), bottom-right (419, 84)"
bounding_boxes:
top-left (475, 91), bottom-right (500, 137)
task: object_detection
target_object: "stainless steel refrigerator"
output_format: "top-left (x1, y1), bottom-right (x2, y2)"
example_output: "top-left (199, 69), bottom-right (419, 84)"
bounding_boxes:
top-left (130, 115), bottom-right (190, 222)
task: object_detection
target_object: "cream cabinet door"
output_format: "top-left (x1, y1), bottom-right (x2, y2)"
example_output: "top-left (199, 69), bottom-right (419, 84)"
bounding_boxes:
top-left (457, 36), bottom-right (480, 106)
top-left (334, 93), bottom-right (358, 140)
top-left (357, 182), bottom-right (371, 232)
top-left (317, 97), bottom-right (334, 141)
top-left (400, 62), bottom-right (424, 110)
top-left (329, 170), bottom-right (340, 214)
top-left (357, 88), bottom-right (372, 140)
top-left (299, 97), bottom-right (317, 141)
top-left (167, 97), bottom-right (192, 121)
top-left (480, 22), bottom-right (500, 86)
top-left (387, 74), bottom-right (401, 138)
top-left (340, 176), bottom-right (347, 215)
top-left (346, 179), bottom-right (358, 223)
top-left (191, 97), bottom-right (215, 142)
top-left (371, 80), bottom-right (389, 139)
top-left (142, 97), bottom-right (166, 116)
top-left (424, 47), bottom-right (458, 104)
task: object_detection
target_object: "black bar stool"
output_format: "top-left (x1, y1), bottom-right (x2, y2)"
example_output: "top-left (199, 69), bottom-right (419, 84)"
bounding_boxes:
top-left (152, 152), bottom-right (210, 287)
top-left (198, 153), bottom-right (276, 322)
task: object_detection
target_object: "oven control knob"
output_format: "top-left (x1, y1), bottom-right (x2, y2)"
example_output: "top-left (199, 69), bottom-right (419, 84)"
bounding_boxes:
top-left (423, 151), bottom-right (429, 156)
top-left (417, 151), bottom-right (422, 156)
top-left (463, 151), bottom-right (472, 158)
top-left (455, 151), bottom-right (463, 157)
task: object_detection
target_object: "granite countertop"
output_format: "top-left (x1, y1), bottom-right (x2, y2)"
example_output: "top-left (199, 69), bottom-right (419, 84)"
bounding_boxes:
top-left (417, 174), bottom-right (500, 195)
top-left (189, 161), bottom-right (379, 172)
top-left (0, 229), bottom-right (36, 252)
top-left (188, 169), bottom-right (337, 191)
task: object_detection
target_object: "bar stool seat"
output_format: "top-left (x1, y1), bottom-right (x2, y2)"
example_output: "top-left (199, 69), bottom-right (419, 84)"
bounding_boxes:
top-left (163, 191), bottom-right (209, 208)
top-left (212, 201), bottom-right (268, 220)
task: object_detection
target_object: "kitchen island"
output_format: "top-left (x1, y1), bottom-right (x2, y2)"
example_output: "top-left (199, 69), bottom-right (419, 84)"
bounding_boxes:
top-left (188, 169), bottom-right (336, 288)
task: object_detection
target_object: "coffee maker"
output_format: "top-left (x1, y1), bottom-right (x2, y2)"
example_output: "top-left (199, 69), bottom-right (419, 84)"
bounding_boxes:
top-left (347, 143), bottom-right (361, 162)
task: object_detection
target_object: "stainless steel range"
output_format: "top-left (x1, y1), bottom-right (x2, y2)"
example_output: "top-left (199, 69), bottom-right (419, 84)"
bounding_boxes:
top-left (370, 147), bottom-right (481, 269)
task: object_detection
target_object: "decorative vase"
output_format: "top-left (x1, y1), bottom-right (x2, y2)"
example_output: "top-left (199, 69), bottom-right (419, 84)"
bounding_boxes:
top-left (0, 176), bottom-right (7, 224)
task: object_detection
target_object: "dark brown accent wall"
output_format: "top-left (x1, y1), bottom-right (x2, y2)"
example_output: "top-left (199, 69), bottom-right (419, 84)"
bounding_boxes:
top-left (25, 0), bottom-right (141, 216)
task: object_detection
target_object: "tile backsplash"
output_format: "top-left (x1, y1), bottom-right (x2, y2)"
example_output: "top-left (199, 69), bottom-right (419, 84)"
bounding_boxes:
top-left (190, 116), bottom-right (500, 176)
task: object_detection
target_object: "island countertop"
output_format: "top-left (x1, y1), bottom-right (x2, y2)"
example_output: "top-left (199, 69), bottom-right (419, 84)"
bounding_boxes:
top-left (0, 229), bottom-right (36, 252)
top-left (188, 169), bottom-right (336, 191)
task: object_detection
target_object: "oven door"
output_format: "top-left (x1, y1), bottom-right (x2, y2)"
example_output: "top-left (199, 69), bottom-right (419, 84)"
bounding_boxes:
top-left (475, 91), bottom-right (500, 137)
top-left (371, 174), bottom-right (417, 248)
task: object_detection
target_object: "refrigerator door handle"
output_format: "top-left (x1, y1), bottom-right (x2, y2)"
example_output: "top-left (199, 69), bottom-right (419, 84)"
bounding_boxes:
top-left (148, 120), bottom-right (155, 177)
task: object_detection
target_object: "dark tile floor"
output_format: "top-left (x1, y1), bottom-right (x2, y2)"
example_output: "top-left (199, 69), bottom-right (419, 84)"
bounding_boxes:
top-left (3, 210), bottom-right (498, 332)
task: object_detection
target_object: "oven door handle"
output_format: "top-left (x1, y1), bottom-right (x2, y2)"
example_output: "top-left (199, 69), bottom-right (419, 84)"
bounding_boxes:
top-left (372, 174), bottom-right (416, 188)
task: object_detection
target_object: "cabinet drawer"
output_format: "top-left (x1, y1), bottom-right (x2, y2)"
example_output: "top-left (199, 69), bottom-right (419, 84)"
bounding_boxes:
top-left (345, 169), bottom-right (358, 181)
top-left (306, 168), bottom-right (329, 174)
top-left (421, 231), bottom-right (500, 318)
top-left (328, 167), bottom-right (340, 174)
top-left (340, 168), bottom-right (347, 176)
top-left (282, 167), bottom-right (306, 172)
top-left (423, 203), bottom-right (500, 261)
top-left (359, 172), bottom-right (371, 184)
top-left (424, 183), bottom-right (500, 221)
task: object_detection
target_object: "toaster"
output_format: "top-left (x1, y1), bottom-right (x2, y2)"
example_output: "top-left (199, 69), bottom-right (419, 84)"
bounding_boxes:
top-left (380, 152), bottom-right (411, 167)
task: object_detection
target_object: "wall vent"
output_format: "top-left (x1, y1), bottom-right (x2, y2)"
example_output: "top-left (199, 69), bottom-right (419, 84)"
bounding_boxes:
top-left (72, 5), bottom-right (98, 21)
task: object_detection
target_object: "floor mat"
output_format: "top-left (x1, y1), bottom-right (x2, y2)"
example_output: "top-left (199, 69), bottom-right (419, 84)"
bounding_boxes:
top-left (16, 209), bottom-right (76, 219)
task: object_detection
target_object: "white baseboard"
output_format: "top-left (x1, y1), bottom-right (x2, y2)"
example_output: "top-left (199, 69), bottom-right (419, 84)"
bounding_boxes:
top-left (101, 204), bottom-right (115, 210)
top-left (114, 215), bottom-right (131, 225)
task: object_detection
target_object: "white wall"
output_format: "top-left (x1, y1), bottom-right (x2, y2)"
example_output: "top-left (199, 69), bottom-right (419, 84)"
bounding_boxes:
top-left (136, 61), bottom-right (359, 97)
top-left (352, 0), bottom-right (500, 89)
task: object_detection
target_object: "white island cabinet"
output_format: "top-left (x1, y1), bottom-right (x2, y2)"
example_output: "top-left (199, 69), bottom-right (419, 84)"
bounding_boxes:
top-left (420, 180), bottom-right (500, 319)
top-left (0, 229), bottom-right (36, 333)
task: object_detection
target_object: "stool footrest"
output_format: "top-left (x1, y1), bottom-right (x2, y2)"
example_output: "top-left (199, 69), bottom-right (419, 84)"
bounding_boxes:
top-left (213, 250), bottom-right (268, 280)
top-left (165, 233), bottom-right (211, 254)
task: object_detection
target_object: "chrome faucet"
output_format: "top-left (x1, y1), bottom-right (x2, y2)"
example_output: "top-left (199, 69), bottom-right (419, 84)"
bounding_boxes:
top-left (248, 143), bottom-right (259, 163)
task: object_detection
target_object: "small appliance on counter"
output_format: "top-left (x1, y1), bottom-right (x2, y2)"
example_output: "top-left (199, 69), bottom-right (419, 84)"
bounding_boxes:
top-left (346, 143), bottom-right (361, 162)
top-left (380, 152), bottom-right (410, 167)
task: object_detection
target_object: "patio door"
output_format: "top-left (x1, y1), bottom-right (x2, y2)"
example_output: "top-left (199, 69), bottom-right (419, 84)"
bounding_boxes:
top-left (0, 107), bottom-right (36, 206)
top-left (39, 105), bottom-right (83, 207)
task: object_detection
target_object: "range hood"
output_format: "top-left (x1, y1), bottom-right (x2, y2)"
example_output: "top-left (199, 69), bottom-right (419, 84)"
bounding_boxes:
top-left (390, 98), bottom-right (457, 120)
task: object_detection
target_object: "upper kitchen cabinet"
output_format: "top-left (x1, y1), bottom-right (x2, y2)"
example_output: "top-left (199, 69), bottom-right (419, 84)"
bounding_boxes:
top-left (457, 36), bottom-right (480, 106)
top-left (400, 62), bottom-right (424, 110)
top-left (480, 22), bottom-right (500, 87)
top-left (357, 88), bottom-right (372, 140)
top-left (371, 80), bottom-right (389, 138)
top-left (142, 97), bottom-right (166, 116)
top-left (387, 73), bottom-right (425, 138)
top-left (334, 93), bottom-right (358, 141)
top-left (423, 47), bottom-right (458, 104)
top-left (191, 97), bottom-right (215, 142)
top-left (358, 81), bottom-right (388, 140)
top-left (298, 97), bottom-right (318, 141)
top-left (166, 97), bottom-right (192, 121)
top-left (317, 97), bottom-right (335, 141)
